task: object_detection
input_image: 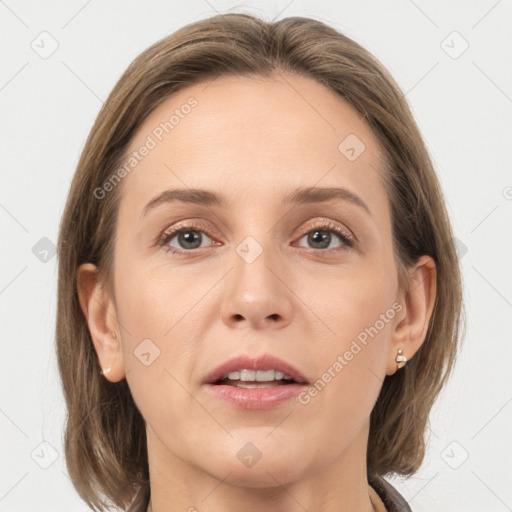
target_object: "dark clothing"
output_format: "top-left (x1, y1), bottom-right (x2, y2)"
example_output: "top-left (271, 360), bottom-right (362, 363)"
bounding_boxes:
top-left (370, 474), bottom-right (413, 512)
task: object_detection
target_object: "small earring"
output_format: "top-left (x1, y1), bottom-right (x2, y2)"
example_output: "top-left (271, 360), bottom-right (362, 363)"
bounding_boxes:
top-left (395, 348), bottom-right (407, 370)
top-left (100, 367), bottom-right (112, 376)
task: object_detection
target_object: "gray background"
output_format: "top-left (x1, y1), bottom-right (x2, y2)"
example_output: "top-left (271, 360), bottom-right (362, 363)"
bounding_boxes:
top-left (1, 0), bottom-right (511, 510)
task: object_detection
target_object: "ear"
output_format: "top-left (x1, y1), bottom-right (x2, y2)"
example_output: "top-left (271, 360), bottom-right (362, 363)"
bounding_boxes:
top-left (387, 255), bottom-right (437, 375)
top-left (77, 263), bottom-right (125, 382)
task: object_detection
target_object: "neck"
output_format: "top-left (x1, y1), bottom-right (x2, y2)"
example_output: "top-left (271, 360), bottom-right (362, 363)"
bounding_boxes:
top-left (145, 422), bottom-right (377, 512)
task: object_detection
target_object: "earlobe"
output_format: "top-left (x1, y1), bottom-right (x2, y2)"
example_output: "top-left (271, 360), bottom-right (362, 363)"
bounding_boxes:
top-left (77, 263), bottom-right (126, 382)
top-left (387, 255), bottom-right (437, 375)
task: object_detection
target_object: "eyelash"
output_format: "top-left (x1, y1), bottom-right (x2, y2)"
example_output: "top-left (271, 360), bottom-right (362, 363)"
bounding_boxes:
top-left (157, 220), bottom-right (355, 255)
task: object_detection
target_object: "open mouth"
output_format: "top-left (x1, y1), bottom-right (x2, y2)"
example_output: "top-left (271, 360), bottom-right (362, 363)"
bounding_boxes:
top-left (212, 369), bottom-right (300, 388)
top-left (205, 367), bottom-right (308, 409)
top-left (214, 377), bottom-right (298, 388)
top-left (202, 355), bottom-right (309, 409)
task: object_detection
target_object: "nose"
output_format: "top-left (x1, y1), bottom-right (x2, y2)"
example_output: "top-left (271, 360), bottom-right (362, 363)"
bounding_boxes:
top-left (220, 239), bottom-right (294, 331)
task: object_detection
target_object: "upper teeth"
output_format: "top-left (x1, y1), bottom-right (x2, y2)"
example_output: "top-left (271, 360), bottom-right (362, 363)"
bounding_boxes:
top-left (221, 369), bottom-right (293, 382)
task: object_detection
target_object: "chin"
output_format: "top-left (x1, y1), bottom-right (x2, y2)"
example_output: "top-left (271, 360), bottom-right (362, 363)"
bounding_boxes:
top-left (201, 449), bottom-right (306, 488)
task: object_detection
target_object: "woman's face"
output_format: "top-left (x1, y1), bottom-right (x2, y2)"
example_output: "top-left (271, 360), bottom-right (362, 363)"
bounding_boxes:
top-left (110, 72), bottom-right (404, 485)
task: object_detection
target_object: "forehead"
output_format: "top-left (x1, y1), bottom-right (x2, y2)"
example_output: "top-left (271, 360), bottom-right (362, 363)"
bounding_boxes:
top-left (117, 72), bottom-right (387, 218)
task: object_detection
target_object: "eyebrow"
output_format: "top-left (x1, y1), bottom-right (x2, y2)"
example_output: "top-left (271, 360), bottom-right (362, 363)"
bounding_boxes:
top-left (142, 186), bottom-right (371, 218)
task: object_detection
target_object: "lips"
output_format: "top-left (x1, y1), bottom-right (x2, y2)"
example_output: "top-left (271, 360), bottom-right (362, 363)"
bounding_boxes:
top-left (203, 353), bottom-right (310, 385)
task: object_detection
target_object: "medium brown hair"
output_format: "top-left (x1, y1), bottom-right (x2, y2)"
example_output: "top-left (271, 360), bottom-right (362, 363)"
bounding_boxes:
top-left (56, 12), bottom-right (464, 511)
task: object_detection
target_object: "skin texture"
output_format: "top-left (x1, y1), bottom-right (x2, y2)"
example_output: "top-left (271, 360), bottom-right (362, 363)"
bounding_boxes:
top-left (78, 72), bottom-right (436, 512)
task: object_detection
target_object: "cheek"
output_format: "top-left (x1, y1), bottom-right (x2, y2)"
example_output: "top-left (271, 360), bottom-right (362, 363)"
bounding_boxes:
top-left (114, 254), bottom-right (196, 344)
top-left (112, 259), bottom-right (208, 418)
top-left (295, 299), bottom-right (396, 452)
top-left (295, 258), bottom-right (398, 413)
top-left (295, 252), bottom-right (398, 350)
